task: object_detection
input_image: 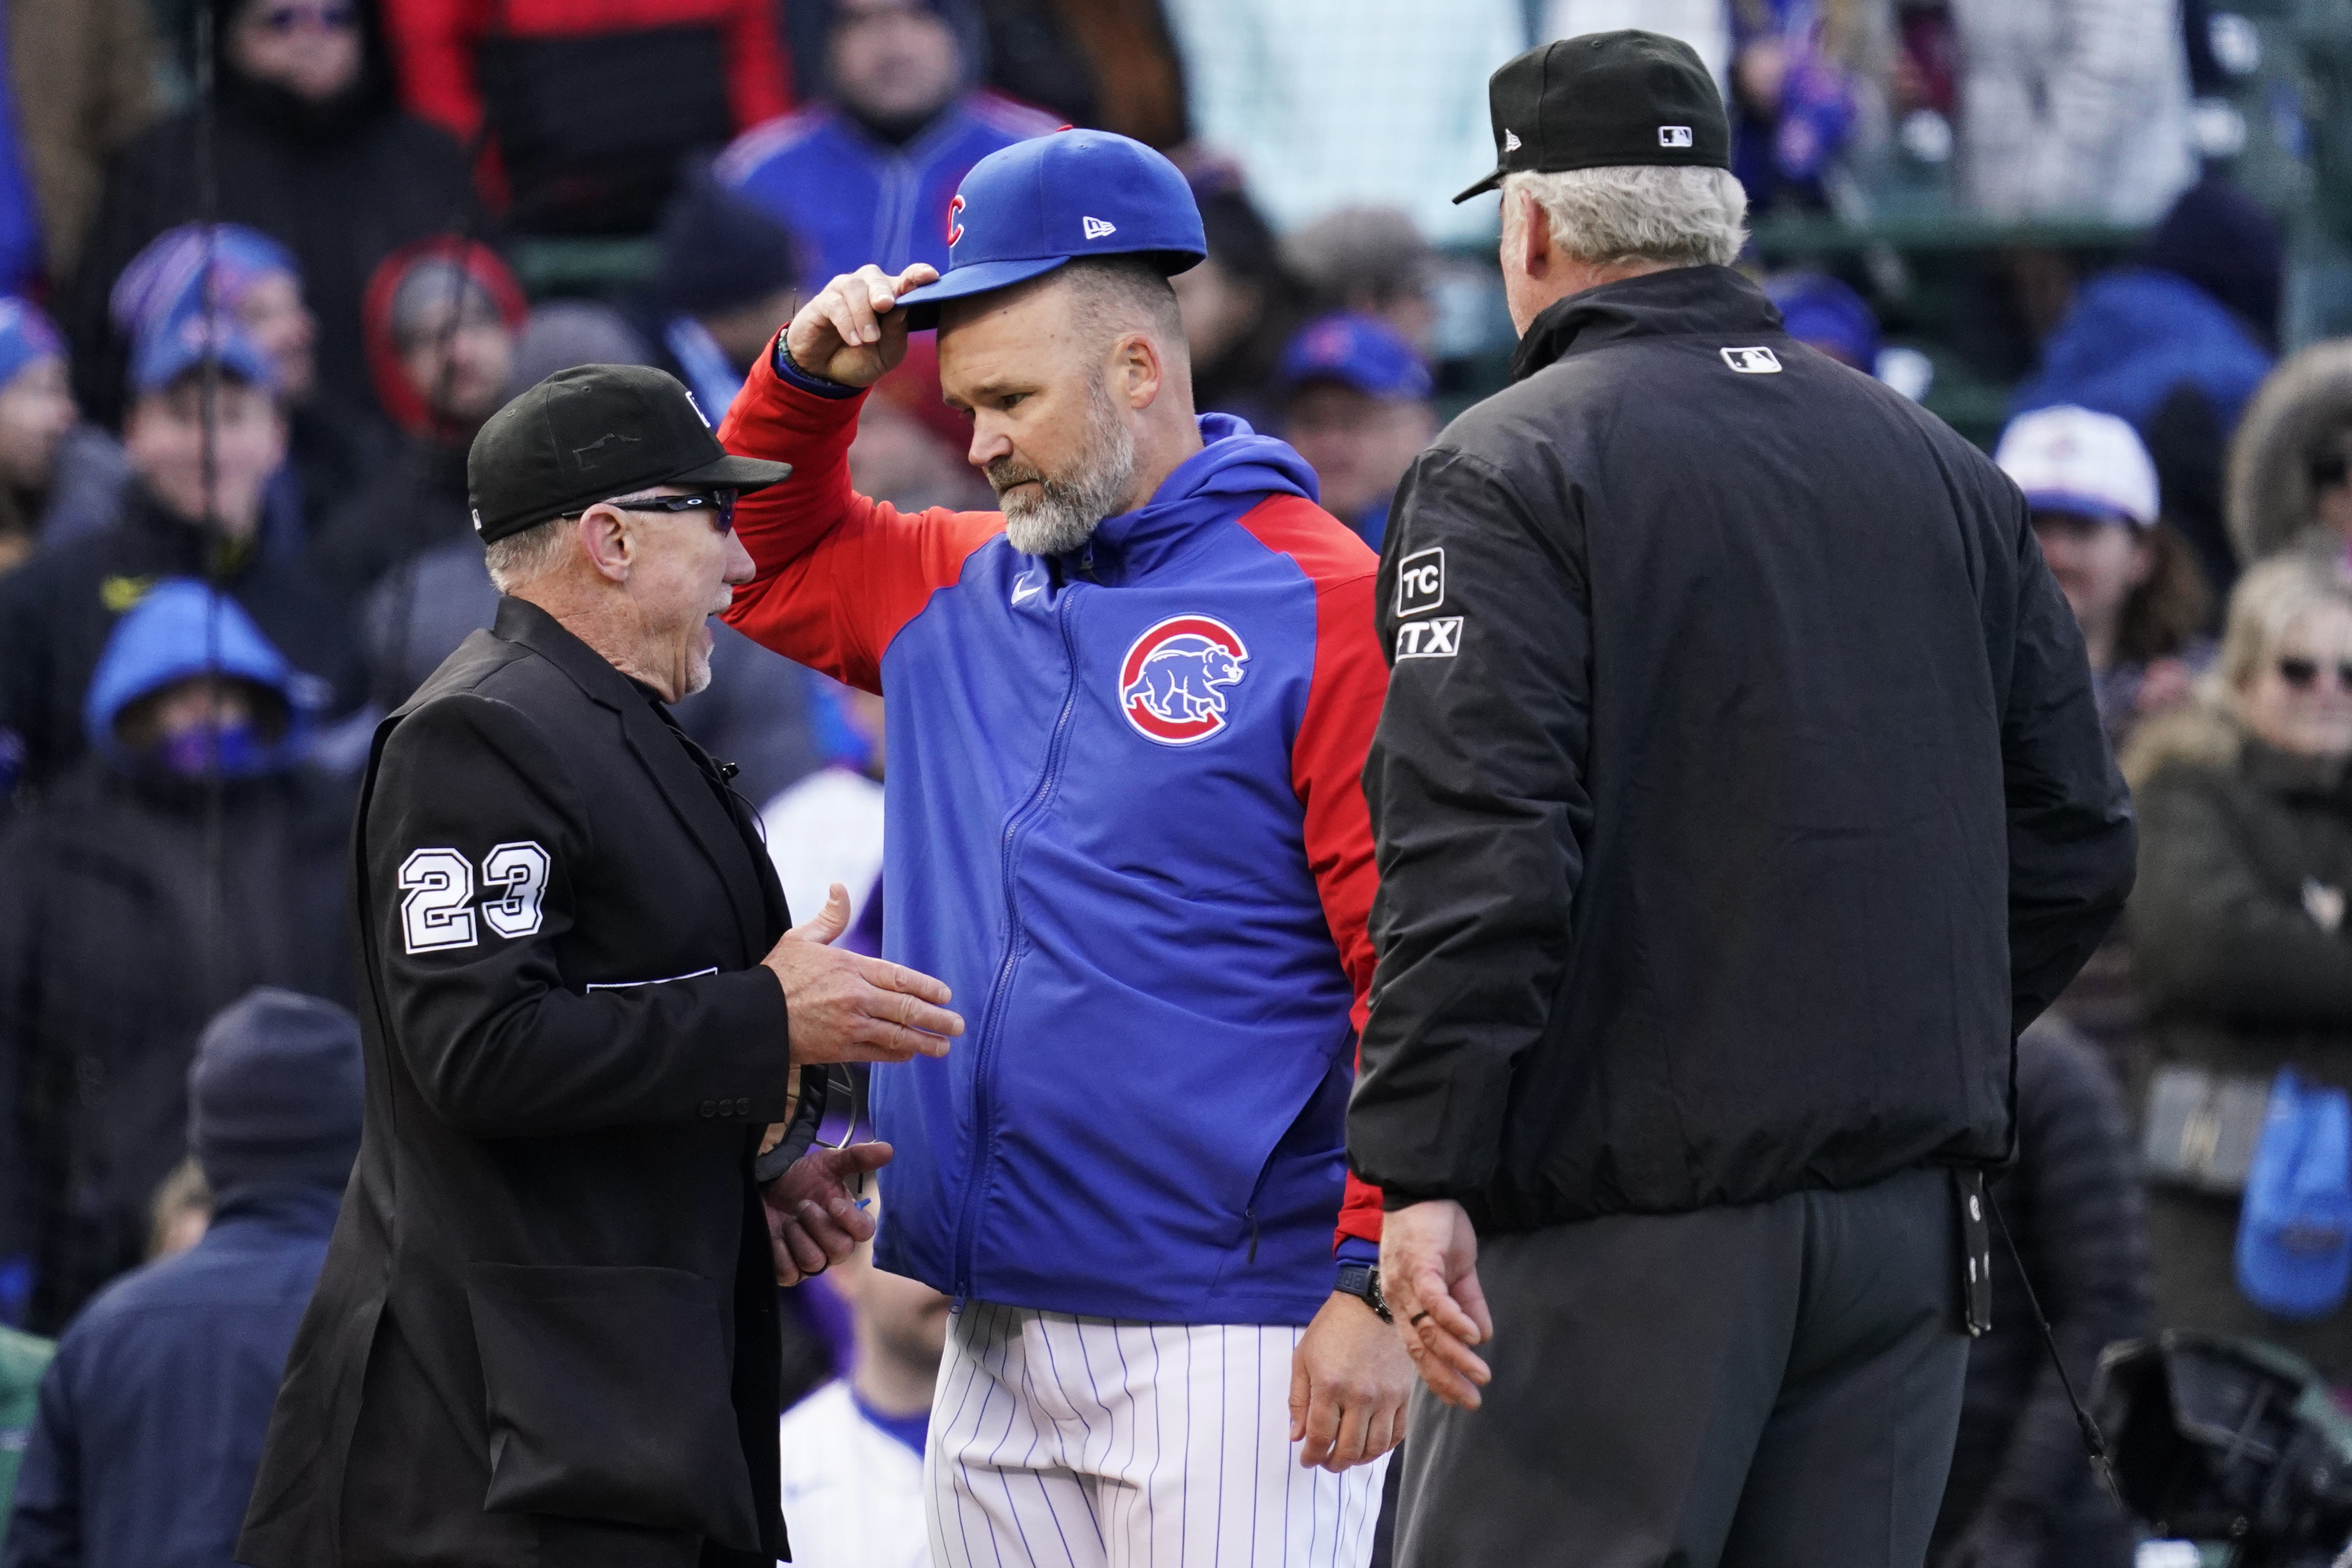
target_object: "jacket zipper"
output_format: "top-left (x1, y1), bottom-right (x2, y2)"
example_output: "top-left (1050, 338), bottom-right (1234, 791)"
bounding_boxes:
top-left (951, 585), bottom-right (1085, 1297)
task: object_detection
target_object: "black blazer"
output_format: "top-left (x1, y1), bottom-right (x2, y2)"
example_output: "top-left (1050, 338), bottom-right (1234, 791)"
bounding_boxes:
top-left (239, 596), bottom-right (808, 1568)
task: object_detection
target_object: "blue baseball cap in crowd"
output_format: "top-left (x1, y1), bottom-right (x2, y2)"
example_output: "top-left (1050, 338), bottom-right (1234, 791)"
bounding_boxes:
top-left (1765, 271), bottom-right (1880, 371)
top-left (895, 129), bottom-right (1208, 329)
top-left (0, 296), bottom-right (64, 390)
top-left (130, 310), bottom-right (278, 397)
top-left (1276, 313), bottom-right (1434, 403)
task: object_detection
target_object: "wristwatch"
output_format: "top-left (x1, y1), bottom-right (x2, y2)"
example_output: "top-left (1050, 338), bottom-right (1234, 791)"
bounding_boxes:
top-left (1336, 1261), bottom-right (1392, 1324)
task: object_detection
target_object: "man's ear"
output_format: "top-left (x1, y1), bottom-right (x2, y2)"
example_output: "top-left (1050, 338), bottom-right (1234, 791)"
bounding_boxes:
top-left (1509, 187), bottom-right (1551, 278)
top-left (1112, 331), bottom-right (1165, 413)
top-left (574, 505), bottom-right (633, 584)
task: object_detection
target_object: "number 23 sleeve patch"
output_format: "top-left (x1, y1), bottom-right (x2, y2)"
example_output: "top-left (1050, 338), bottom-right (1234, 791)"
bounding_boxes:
top-left (399, 841), bottom-right (553, 955)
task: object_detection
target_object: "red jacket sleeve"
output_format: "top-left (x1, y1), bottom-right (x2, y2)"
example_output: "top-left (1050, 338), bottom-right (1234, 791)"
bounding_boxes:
top-left (716, 347), bottom-right (1002, 693)
top-left (725, 0), bottom-right (793, 129)
top-left (1236, 499), bottom-right (1388, 1252)
top-left (383, 0), bottom-right (487, 144)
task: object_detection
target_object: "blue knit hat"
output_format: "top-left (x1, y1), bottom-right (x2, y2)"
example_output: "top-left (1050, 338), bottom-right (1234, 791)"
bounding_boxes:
top-left (188, 988), bottom-right (365, 1193)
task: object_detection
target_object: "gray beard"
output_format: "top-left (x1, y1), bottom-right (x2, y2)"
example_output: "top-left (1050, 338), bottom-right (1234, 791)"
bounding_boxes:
top-left (994, 378), bottom-right (1139, 557)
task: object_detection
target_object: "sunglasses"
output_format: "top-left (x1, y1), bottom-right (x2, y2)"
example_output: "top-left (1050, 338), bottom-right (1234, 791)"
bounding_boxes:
top-left (2277, 655), bottom-right (2352, 692)
top-left (256, 3), bottom-right (355, 31)
top-left (569, 489), bottom-right (738, 532)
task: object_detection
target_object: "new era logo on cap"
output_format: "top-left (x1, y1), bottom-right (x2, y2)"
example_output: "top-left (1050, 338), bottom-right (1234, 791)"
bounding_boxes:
top-left (1082, 216), bottom-right (1117, 240)
top-left (1660, 125), bottom-right (1694, 148)
top-left (1503, 129), bottom-right (1522, 152)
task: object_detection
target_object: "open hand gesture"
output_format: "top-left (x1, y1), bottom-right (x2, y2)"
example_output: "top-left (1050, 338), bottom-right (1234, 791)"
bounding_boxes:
top-left (762, 884), bottom-right (963, 1064)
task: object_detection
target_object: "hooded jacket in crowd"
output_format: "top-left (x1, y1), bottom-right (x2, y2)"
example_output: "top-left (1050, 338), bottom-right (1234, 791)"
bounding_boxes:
top-left (2013, 177), bottom-right (2284, 603)
top-left (63, 0), bottom-right (478, 428)
top-left (0, 484), bottom-right (365, 794)
top-left (2126, 698), bottom-right (2352, 1378)
top-left (2226, 337), bottom-right (2352, 570)
top-left (4, 989), bottom-right (364, 1568)
top-left (0, 589), bottom-right (352, 1332)
top-left (312, 237), bottom-right (526, 605)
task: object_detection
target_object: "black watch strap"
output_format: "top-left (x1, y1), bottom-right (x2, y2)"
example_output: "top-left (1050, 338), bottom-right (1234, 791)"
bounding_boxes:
top-left (1336, 1261), bottom-right (1392, 1324)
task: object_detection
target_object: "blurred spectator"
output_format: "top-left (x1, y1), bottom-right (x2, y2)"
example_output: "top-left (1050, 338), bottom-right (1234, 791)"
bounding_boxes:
top-left (1162, 0), bottom-right (1524, 244)
top-left (67, 0), bottom-right (477, 427)
top-left (720, 0), bottom-right (1058, 288)
top-left (2012, 177), bottom-right (2283, 604)
top-left (353, 300), bottom-right (657, 710)
top-left (0, 587), bottom-right (353, 1333)
top-left (1274, 313), bottom-right (1436, 551)
top-left (1171, 168), bottom-right (1310, 426)
top-left (3, 989), bottom-right (363, 1567)
top-left (2226, 341), bottom-right (2352, 572)
top-left (632, 166), bottom-right (802, 424)
top-left (1280, 206), bottom-right (1438, 359)
top-left (387, 0), bottom-right (791, 234)
top-left (0, 323), bottom-right (364, 795)
top-left (3, 0), bottom-right (162, 295)
top-left (772, 1189), bottom-right (947, 1568)
top-left (763, 675), bottom-right (885, 939)
top-left (144, 1159), bottom-right (210, 1262)
top-left (1948, 0), bottom-right (2195, 223)
top-left (970, 0), bottom-right (1190, 149)
top-left (0, 302), bottom-right (127, 576)
top-left (99, 224), bottom-right (389, 554)
top-left (2125, 554), bottom-right (2352, 1382)
top-left (1930, 1017), bottom-right (2147, 1568)
top-left (846, 397), bottom-right (992, 513)
top-left (312, 236), bottom-right (522, 604)
top-left (0, 1327), bottom-right (50, 1525)
top-left (1997, 406), bottom-right (2210, 753)
top-left (504, 299), bottom-right (654, 397)
top-left (1768, 270), bottom-right (1880, 370)
top-left (1728, 0), bottom-right (1895, 214)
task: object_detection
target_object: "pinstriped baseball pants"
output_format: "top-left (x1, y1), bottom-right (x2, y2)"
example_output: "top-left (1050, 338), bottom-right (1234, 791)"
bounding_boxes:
top-left (926, 1300), bottom-right (1388, 1568)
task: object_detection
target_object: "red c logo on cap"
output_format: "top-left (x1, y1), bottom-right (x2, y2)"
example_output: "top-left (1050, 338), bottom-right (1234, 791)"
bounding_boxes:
top-left (946, 194), bottom-right (966, 249)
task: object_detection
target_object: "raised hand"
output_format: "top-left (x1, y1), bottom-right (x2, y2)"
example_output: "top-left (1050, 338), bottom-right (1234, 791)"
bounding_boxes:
top-left (782, 262), bottom-right (942, 389)
top-left (1379, 1199), bottom-right (1495, 1409)
top-left (762, 883), bottom-right (963, 1064)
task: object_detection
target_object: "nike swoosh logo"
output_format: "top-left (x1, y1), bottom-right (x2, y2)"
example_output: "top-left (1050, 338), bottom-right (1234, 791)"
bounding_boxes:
top-left (1011, 578), bottom-right (1044, 604)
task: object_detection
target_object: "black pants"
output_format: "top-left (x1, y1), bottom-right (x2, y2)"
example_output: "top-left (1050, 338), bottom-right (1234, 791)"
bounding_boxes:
top-left (1394, 1167), bottom-right (1969, 1568)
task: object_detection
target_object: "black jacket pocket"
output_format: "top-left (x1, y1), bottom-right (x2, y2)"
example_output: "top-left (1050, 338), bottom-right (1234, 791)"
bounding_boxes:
top-left (463, 1263), bottom-right (759, 1547)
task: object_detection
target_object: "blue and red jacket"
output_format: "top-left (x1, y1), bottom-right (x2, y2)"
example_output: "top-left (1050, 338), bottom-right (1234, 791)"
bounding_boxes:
top-left (716, 95), bottom-right (1061, 290)
top-left (720, 354), bottom-right (1386, 1326)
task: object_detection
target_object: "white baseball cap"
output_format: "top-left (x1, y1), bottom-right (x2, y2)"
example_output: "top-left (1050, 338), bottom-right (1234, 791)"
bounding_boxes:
top-left (1994, 405), bottom-right (2160, 527)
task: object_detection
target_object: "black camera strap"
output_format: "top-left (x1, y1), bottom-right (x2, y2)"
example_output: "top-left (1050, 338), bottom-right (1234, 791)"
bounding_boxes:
top-left (1979, 1176), bottom-right (2122, 1503)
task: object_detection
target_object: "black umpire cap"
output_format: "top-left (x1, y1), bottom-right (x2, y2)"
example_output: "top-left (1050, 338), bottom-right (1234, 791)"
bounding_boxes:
top-left (467, 364), bottom-right (791, 544)
top-left (1454, 30), bottom-right (1730, 203)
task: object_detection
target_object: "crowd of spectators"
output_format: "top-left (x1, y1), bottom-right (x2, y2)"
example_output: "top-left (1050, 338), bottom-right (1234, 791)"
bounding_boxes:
top-left (0, 1), bottom-right (2344, 1565)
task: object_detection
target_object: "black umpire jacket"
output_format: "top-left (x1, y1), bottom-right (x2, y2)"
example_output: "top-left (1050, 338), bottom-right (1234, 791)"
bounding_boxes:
top-left (1348, 267), bottom-right (2138, 1233)
top-left (238, 596), bottom-right (815, 1568)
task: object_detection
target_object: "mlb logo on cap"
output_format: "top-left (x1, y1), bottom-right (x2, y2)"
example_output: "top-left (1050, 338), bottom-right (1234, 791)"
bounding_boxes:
top-left (1660, 126), bottom-right (1694, 148)
top-left (895, 130), bottom-right (1208, 329)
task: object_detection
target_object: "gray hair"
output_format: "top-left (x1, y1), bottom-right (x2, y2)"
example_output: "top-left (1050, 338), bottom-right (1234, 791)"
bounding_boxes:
top-left (483, 488), bottom-right (665, 593)
top-left (1503, 165), bottom-right (1749, 270)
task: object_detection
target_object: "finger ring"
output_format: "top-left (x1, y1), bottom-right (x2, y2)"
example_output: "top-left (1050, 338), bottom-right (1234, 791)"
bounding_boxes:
top-left (1409, 1311), bottom-right (1431, 1326)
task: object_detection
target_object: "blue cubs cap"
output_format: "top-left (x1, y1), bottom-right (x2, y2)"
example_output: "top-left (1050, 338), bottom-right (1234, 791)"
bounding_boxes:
top-left (130, 310), bottom-right (278, 397)
top-left (896, 129), bottom-right (1207, 329)
top-left (1276, 313), bottom-right (1434, 402)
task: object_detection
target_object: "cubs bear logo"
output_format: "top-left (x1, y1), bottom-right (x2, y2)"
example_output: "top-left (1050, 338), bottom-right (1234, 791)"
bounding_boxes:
top-left (1118, 615), bottom-right (1250, 745)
